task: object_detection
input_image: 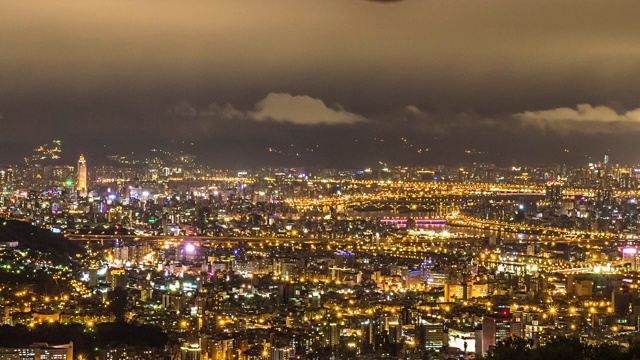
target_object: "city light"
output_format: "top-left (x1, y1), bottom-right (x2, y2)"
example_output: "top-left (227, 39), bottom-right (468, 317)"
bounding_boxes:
top-left (0, 2), bottom-right (638, 359)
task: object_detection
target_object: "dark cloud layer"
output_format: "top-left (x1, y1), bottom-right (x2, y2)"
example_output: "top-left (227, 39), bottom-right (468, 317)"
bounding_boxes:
top-left (2, 1), bottom-right (640, 167)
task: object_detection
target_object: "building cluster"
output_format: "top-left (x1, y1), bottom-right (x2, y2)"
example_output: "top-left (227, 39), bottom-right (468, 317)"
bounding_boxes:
top-left (0, 148), bottom-right (638, 359)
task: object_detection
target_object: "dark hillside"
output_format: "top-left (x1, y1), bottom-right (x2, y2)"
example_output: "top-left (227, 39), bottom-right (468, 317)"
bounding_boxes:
top-left (0, 220), bottom-right (83, 265)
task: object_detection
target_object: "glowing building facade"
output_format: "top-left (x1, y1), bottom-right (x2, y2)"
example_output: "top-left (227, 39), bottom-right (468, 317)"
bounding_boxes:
top-left (77, 154), bottom-right (87, 197)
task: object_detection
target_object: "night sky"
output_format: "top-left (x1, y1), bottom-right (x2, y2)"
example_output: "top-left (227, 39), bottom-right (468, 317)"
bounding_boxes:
top-left (2, 1), bottom-right (640, 168)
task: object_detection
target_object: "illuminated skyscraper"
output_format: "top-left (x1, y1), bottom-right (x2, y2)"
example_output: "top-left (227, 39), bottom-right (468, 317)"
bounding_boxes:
top-left (110, 268), bottom-right (127, 290)
top-left (77, 154), bottom-right (87, 197)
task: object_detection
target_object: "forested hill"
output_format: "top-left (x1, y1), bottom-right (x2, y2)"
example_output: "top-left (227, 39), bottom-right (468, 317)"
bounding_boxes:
top-left (0, 220), bottom-right (83, 264)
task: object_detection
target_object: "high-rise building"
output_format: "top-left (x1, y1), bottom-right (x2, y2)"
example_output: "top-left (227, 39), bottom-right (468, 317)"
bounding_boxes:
top-left (325, 322), bottom-right (340, 348)
top-left (77, 154), bottom-right (87, 197)
top-left (511, 312), bottom-right (542, 340)
top-left (545, 179), bottom-right (564, 205)
top-left (110, 269), bottom-right (127, 290)
top-left (481, 314), bottom-right (511, 355)
top-left (269, 347), bottom-right (292, 360)
top-left (0, 167), bottom-right (13, 198)
top-left (420, 320), bottom-right (444, 349)
top-left (180, 343), bottom-right (201, 360)
top-left (381, 316), bottom-right (402, 345)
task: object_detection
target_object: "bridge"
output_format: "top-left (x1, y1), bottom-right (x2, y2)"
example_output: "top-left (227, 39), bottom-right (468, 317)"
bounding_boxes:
top-left (379, 218), bottom-right (447, 227)
top-left (66, 234), bottom-right (322, 245)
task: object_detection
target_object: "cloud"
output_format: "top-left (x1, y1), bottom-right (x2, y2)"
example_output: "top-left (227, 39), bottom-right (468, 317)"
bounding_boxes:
top-left (395, 105), bottom-right (499, 134)
top-left (172, 93), bottom-right (366, 126)
top-left (514, 104), bottom-right (640, 123)
top-left (203, 103), bottom-right (243, 119)
top-left (172, 101), bottom-right (242, 119)
top-left (513, 104), bottom-right (640, 134)
top-left (172, 102), bottom-right (198, 117)
top-left (404, 105), bottom-right (425, 115)
top-left (249, 93), bottom-right (366, 125)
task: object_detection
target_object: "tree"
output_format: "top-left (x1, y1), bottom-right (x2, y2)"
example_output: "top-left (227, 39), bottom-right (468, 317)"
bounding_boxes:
top-left (108, 287), bottom-right (128, 322)
top-left (591, 343), bottom-right (630, 360)
top-left (534, 336), bottom-right (588, 360)
top-left (484, 336), bottom-right (531, 360)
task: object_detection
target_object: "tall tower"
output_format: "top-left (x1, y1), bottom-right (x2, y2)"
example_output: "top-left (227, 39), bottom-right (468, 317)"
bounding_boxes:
top-left (77, 154), bottom-right (87, 197)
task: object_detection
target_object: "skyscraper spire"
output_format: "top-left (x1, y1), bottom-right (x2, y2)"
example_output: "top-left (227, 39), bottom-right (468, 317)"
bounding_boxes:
top-left (77, 154), bottom-right (87, 197)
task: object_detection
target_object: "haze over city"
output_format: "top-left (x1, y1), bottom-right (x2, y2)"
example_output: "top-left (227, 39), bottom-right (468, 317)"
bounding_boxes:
top-left (3, 1), bottom-right (640, 167)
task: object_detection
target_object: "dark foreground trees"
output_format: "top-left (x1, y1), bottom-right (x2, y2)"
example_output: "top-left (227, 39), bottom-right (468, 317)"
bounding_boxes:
top-left (483, 336), bottom-right (640, 360)
top-left (0, 322), bottom-right (167, 357)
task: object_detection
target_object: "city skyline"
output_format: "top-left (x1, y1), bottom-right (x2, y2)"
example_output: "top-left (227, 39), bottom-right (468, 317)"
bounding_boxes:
top-left (2, 1), bottom-right (640, 167)
top-left (0, 138), bottom-right (623, 174)
top-left (4, 3), bottom-right (640, 357)
top-left (2, 149), bottom-right (640, 359)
